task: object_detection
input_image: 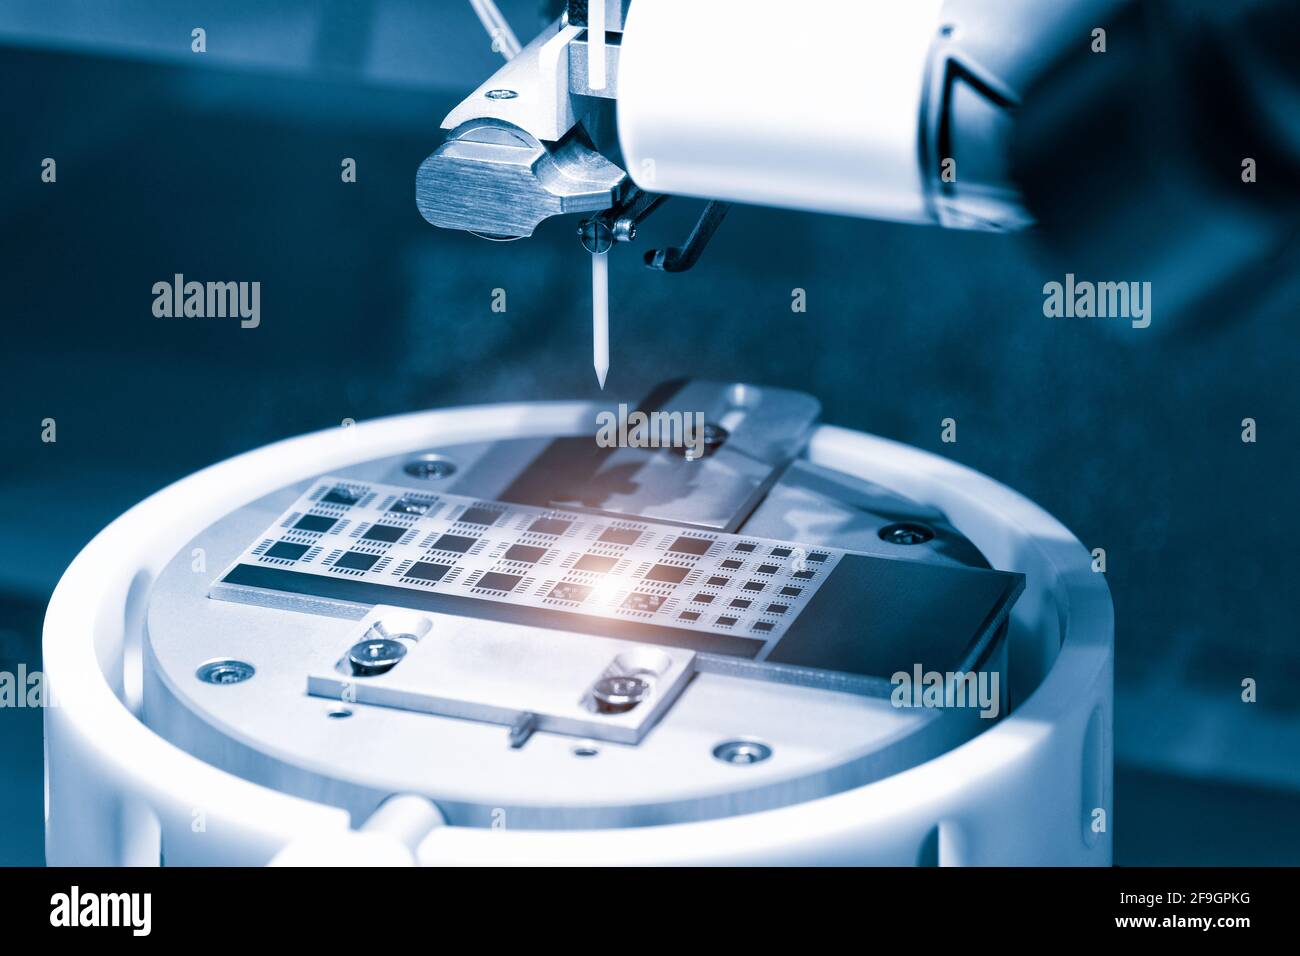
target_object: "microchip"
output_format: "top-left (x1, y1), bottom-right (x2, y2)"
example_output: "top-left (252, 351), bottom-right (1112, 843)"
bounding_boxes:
top-left (752, 621), bottom-right (775, 633)
top-left (645, 563), bottom-right (689, 584)
top-left (808, 552), bottom-right (829, 563)
top-left (765, 603), bottom-right (789, 615)
top-left (692, 593), bottom-right (715, 604)
top-left (720, 559), bottom-right (743, 571)
top-left (335, 551), bottom-right (379, 571)
top-left (362, 524), bottom-right (406, 543)
top-left (265, 541), bottom-right (309, 561)
top-left (548, 581), bottom-right (591, 603)
top-left (529, 517), bottom-right (572, 536)
top-left (743, 580), bottom-right (765, 592)
top-left (779, 586), bottom-right (803, 598)
top-left (733, 542), bottom-right (757, 553)
top-left (575, 554), bottom-right (618, 573)
top-left (458, 505), bottom-right (501, 527)
top-left (668, 535), bottom-right (712, 556)
top-left (622, 592), bottom-right (665, 613)
top-left (389, 497), bottom-right (431, 516)
top-left (405, 561), bottom-right (451, 582)
top-left (430, 534), bottom-right (477, 554)
top-left (706, 576), bottom-right (730, 587)
top-left (599, 526), bottom-right (641, 545)
top-left (729, 598), bottom-right (751, 609)
top-left (716, 616), bottom-right (737, 627)
top-left (475, 572), bottom-right (522, 592)
top-left (504, 544), bottom-right (546, 564)
top-left (321, 487), bottom-right (361, 506)
top-left (793, 570), bottom-right (816, 580)
top-left (770, 547), bottom-right (792, 558)
top-left (678, 611), bottom-right (701, 622)
top-left (756, 563), bottom-right (780, 575)
top-left (293, 515), bottom-right (337, 533)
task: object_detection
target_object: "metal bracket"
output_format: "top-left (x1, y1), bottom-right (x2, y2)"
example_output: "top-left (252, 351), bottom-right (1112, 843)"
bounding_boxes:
top-left (577, 185), bottom-right (668, 253)
top-left (644, 201), bottom-right (732, 273)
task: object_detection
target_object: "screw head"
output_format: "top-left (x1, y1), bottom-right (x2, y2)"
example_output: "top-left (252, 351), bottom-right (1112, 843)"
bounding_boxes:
top-left (611, 218), bottom-right (637, 242)
top-left (196, 659), bottom-right (255, 685)
top-left (578, 218), bottom-right (614, 255)
top-left (485, 88), bottom-right (517, 99)
top-left (678, 422), bottom-right (728, 460)
top-left (713, 739), bottom-right (772, 765)
top-left (404, 457), bottom-right (456, 480)
top-left (592, 675), bottom-right (650, 713)
top-left (879, 522), bottom-right (935, 545)
top-left (348, 638), bottom-right (408, 677)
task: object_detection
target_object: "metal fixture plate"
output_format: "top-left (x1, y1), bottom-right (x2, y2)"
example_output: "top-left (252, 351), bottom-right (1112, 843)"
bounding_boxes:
top-left (500, 380), bottom-right (822, 531)
top-left (440, 19), bottom-right (583, 142)
top-left (308, 606), bottom-right (695, 745)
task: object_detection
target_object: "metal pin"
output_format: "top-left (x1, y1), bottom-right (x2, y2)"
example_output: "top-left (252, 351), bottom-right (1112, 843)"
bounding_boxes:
top-left (592, 251), bottom-right (609, 389)
top-left (587, 0), bottom-right (606, 90)
top-left (508, 711), bottom-right (539, 748)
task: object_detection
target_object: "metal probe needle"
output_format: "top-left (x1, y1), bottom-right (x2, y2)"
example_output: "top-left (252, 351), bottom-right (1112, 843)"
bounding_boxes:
top-left (592, 251), bottom-right (609, 389)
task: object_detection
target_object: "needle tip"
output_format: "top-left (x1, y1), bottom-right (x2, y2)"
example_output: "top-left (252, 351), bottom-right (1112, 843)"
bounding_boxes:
top-left (595, 364), bottom-right (608, 390)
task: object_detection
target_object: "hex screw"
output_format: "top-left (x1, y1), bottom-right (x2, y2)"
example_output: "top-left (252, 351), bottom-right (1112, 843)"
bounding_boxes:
top-left (878, 522), bottom-right (935, 545)
top-left (712, 740), bottom-right (772, 765)
top-left (348, 638), bottom-right (408, 677)
top-left (591, 675), bottom-right (650, 714)
top-left (196, 660), bottom-right (255, 685)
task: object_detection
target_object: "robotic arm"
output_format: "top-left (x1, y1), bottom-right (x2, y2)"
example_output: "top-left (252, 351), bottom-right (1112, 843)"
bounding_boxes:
top-left (417, 0), bottom-right (1041, 245)
top-left (417, 0), bottom-right (1299, 376)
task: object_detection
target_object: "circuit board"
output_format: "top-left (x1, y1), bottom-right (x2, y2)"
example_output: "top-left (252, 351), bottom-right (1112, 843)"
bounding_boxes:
top-left (212, 477), bottom-right (1024, 679)
top-left (213, 477), bottom-right (850, 657)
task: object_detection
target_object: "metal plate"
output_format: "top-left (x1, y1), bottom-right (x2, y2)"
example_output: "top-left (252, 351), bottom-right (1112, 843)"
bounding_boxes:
top-left (308, 606), bottom-right (696, 745)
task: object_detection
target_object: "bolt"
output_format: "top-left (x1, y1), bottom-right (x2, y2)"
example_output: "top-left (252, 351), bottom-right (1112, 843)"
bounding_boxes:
top-left (712, 740), bottom-right (772, 765)
top-left (196, 659), bottom-right (255, 685)
top-left (578, 218), bottom-right (614, 255)
top-left (485, 88), bottom-right (517, 99)
top-left (348, 638), bottom-right (408, 677)
top-left (679, 421), bottom-right (728, 460)
top-left (591, 675), bottom-right (650, 714)
top-left (404, 457), bottom-right (456, 480)
top-left (612, 218), bottom-right (637, 242)
top-left (879, 522), bottom-right (935, 545)
top-left (701, 422), bottom-right (727, 447)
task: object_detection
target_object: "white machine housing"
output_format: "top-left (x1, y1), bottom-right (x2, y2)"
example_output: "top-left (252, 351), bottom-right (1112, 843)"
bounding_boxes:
top-left (44, 399), bottom-right (1113, 865)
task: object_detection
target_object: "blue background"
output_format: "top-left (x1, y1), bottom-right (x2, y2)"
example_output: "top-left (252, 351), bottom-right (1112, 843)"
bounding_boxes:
top-left (1, 1), bottom-right (1297, 865)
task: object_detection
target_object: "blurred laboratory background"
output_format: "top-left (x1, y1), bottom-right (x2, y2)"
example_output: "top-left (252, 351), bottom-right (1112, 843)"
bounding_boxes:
top-left (1, 0), bottom-right (1297, 865)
